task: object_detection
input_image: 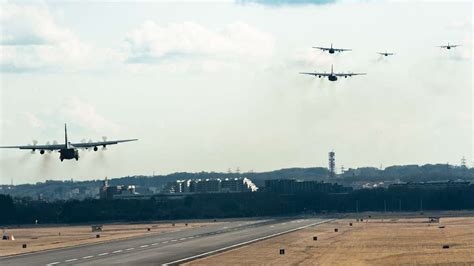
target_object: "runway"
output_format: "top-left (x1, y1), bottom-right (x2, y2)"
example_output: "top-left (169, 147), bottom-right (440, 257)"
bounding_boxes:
top-left (0, 217), bottom-right (332, 265)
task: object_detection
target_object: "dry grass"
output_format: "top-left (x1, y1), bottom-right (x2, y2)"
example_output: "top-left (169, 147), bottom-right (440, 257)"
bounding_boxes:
top-left (187, 217), bottom-right (474, 265)
top-left (0, 221), bottom-right (219, 256)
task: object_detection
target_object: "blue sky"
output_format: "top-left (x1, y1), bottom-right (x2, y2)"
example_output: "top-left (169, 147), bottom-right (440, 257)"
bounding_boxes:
top-left (0, 1), bottom-right (472, 184)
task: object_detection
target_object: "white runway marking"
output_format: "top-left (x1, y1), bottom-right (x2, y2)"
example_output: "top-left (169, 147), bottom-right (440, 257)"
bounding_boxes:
top-left (112, 250), bottom-right (123, 253)
top-left (125, 247), bottom-right (135, 251)
top-left (162, 241), bottom-right (169, 244)
top-left (46, 262), bottom-right (60, 266)
top-left (82, 255), bottom-right (94, 259)
top-left (64, 258), bottom-right (77, 262)
top-left (179, 238), bottom-right (186, 240)
top-left (163, 219), bottom-right (335, 266)
top-left (151, 243), bottom-right (159, 246)
top-left (140, 245), bottom-right (149, 248)
top-left (171, 239), bottom-right (177, 242)
top-left (98, 252), bottom-right (108, 256)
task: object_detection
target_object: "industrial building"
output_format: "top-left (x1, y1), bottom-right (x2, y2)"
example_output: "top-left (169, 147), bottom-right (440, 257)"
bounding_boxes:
top-left (100, 177), bottom-right (138, 200)
top-left (163, 177), bottom-right (258, 194)
top-left (389, 180), bottom-right (471, 190)
top-left (264, 179), bottom-right (352, 194)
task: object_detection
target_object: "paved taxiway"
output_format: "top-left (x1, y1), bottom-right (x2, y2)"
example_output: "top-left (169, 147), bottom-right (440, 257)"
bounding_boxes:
top-left (0, 217), bottom-right (331, 265)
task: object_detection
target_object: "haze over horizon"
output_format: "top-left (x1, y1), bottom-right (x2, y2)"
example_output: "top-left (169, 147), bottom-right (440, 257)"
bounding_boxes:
top-left (1, 1), bottom-right (472, 184)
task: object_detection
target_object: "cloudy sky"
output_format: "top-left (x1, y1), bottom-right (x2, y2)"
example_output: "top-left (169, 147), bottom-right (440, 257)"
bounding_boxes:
top-left (0, 1), bottom-right (472, 184)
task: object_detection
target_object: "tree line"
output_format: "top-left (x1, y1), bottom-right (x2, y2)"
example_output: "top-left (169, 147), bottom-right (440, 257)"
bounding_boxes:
top-left (1, 184), bottom-right (474, 225)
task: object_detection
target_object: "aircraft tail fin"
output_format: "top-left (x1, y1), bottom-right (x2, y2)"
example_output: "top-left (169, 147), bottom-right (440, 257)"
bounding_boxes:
top-left (331, 64), bottom-right (333, 74)
top-left (64, 124), bottom-right (68, 147)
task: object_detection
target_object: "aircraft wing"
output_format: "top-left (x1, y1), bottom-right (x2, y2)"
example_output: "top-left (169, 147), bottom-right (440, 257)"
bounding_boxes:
top-left (438, 45), bottom-right (460, 48)
top-left (334, 72), bottom-right (366, 77)
top-left (299, 72), bottom-right (331, 77)
top-left (333, 48), bottom-right (352, 52)
top-left (312, 47), bottom-right (330, 51)
top-left (378, 52), bottom-right (394, 55)
top-left (71, 139), bottom-right (138, 148)
top-left (0, 144), bottom-right (64, 151)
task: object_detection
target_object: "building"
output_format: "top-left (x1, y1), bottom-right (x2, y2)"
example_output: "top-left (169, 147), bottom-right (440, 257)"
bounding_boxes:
top-left (100, 177), bottom-right (138, 200)
top-left (162, 177), bottom-right (258, 194)
top-left (264, 179), bottom-right (352, 194)
top-left (389, 180), bottom-right (471, 190)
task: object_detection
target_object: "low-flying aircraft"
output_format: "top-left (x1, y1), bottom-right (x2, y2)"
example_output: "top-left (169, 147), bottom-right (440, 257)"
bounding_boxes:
top-left (299, 65), bottom-right (366, 82)
top-left (438, 43), bottom-right (460, 50)
top-left (378, 51), bottom-right (395, 57)
top-left (0, 124), bottom-right (137, 161)
top-left (313, 43), bottom-right (352, 54)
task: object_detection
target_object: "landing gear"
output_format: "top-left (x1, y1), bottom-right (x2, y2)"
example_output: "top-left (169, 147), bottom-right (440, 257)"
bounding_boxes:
top-left (75, 155), bottom-right (79, 161)
top-left (60, 158), bottom-right (64, 162)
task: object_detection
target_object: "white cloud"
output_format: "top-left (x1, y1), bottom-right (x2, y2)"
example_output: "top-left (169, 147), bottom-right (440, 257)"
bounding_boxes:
top-left (23, 112), bottom-right (45, 129)
top-left (61, 98), bottom-right (120, 134)
top-left (0, 4), bottom-right (116, 72)
top-left (121, 21), bottom-right (275, 70)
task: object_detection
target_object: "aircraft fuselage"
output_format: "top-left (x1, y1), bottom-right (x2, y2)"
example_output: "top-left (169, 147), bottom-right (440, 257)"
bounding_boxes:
top-left (60, 148), bottom-right (79, 161)
top-left (328, 49), bottom-right (335, 54)
top-left (328, 75), bottom-right (337, 81)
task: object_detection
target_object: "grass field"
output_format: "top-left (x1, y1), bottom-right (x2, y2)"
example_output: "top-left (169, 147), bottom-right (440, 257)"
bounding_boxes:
top-left (187, 216), bottom-right (474, 265)
top-left (0, 221), bottom-right (219, 256)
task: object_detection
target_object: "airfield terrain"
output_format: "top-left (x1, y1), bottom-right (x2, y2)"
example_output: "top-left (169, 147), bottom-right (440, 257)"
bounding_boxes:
top-left (188, 217), bottom-right (474, 265)
top-left (0, 221), bottom-right (216, 256)
top-left (0, 217), bottom-right (330, 265)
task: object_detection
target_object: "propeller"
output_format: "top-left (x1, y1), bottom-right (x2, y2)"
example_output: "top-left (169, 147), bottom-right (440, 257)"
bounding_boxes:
top-left (80, 139), bottom-right (88, 150)
top-left (46, 141), bottom-right (53, 153)
top-left (30, 140), bottom-right (38, 154)
top-left (101, 136), bottom-right (107, 150)
top-left (87, 139), bottom-right (93, 151)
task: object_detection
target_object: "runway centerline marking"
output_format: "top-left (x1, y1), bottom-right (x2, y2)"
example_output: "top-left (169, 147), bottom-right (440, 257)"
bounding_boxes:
top-left (65, 258), bottom-right (77, 262)
top-left (152, 243), bottom-right (159, 246)
top-left (112, 250), bottom-right (123, 253)
top-left (140, 245), bottom-right (149, 248)
top-left (126, 247), bottom-right (135, 251)
top-left (82, 255), bottom-right (94, 259)
top-left (46, 262), bottom-right (60, 266)
top-left (98, 252), bottom-right (108, 256)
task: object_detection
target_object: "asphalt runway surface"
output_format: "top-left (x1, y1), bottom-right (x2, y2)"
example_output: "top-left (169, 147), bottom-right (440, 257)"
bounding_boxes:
top-left (0, 217), bottom-right (332, 265)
